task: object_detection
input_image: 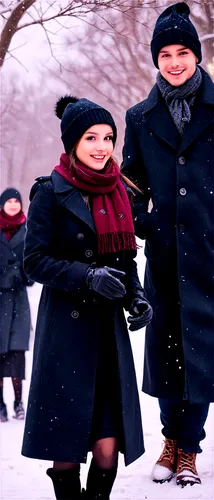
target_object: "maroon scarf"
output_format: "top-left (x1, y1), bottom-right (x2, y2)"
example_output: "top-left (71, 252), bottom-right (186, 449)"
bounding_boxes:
top-left (54, 153), bottom-right (136, 255)
top-left (0, 209), bottom-right (26, 240)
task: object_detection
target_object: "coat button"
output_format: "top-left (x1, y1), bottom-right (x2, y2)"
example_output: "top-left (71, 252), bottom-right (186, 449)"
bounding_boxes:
top-left (77, 233), bottom-right (84, 240)
top-left (71, 310), bottom-right (79, 319)
top-left (179, 224), bottom-right (185, 233)
top-left (180, 188), bottom-right (187, 196)
top-left (99, 209), bottom-right (106, 215)
top-left (85, 249), bottom-right (93, 258)
top-left (178, 156), bottom-right (185, 165)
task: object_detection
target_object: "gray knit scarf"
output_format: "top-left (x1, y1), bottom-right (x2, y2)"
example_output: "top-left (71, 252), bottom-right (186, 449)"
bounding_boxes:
top-left (157, 67), bottom-right (202, 134)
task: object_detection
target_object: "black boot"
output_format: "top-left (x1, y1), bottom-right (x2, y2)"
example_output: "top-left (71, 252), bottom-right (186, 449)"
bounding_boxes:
top-left (84, 458), bottom-right (118, 499)
top-left (46, 466), bottom-right (81, 500)
top-left (13, 401), bottom-right (25, 420)
top-left (0, 402), bottom-right (8, 422)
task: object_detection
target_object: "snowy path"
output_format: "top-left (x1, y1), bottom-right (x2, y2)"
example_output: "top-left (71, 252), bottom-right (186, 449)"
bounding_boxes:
top-left (1, 247), bottom-right (213, 499)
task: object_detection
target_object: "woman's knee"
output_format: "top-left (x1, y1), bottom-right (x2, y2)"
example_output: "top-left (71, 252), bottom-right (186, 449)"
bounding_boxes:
top-left (92, 438), bottom-right (118, 469)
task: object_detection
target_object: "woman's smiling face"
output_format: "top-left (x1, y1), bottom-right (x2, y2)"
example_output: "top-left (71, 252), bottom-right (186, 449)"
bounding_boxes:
top-left (158, 44), bottom-right (198, 86)
top-left (75, 124), bottom-right (114, 171)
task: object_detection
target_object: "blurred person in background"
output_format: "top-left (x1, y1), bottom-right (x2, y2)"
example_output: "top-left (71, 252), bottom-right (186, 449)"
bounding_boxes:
top-left (0, 188), bottom-right (33, 422)
top-left (122, 2), bottom-right (214, 488)
top-left (21, 96), bottom-right (153, 500)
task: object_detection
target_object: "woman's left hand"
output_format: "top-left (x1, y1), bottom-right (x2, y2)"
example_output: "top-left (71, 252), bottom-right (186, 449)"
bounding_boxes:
top-left (127, 296), bottom-right (153, 331)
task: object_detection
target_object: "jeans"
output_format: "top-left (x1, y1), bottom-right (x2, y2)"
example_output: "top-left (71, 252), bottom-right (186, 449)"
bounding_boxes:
top-left (159, 398), bottom-right (210, 453)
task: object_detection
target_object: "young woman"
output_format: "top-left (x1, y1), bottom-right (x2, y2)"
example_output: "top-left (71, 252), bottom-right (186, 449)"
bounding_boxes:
top-left (0, 188), bottom-right (33, 422)
top-left (122, 1), bottom-right (214, 489)
top-left (21, 96), bottom-right (153, 500)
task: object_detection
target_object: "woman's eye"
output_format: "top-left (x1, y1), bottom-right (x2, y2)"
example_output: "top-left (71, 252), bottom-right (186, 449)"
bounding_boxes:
top-left (86, 135), bottom-right (113, 141)
top-left (162, 54), bottom-right (169, 58)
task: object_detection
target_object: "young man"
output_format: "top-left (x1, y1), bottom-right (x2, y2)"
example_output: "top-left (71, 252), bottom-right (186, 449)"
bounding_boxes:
top-left (122, 2), bottom-right (214, 488)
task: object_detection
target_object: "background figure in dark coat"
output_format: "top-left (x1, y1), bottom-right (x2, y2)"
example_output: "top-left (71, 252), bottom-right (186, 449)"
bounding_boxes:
top-left (22, 96), bottom-right (152, 500)
top-left (122, 2), bottom-right (214, 489)
top-left (0, 188), bottom-right (33, 422)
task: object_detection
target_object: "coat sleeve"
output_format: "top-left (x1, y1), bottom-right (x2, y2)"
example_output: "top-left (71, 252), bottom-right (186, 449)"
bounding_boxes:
top-left (121, 109), bottom-right (152, 240)
top-left (123, 257), bottom-right (145, 311)
top-left (24, 181), bottom-right (90, 292)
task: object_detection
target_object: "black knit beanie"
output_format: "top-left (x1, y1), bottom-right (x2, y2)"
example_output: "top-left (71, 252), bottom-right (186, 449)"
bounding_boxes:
top-left (151, 2), bottom-right (202, 68)
top-left (0, 188), bottom-right (22, 208)
top-left (55, 96), bottom-right (117, 154)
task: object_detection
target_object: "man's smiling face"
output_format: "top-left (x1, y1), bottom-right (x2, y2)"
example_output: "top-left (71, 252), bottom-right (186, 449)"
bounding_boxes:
top-left (158, 44), bottom-right (198, 86)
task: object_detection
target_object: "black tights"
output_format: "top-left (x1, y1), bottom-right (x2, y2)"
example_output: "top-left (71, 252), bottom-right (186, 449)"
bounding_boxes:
top-left (53, 438), bottom-right (118, 499)
top-left (0, 377), bottom-right (22, 404)
top-left (92, 437), bottom-right (118, 469)
top-left (53, 437), bottom-right (118, 471)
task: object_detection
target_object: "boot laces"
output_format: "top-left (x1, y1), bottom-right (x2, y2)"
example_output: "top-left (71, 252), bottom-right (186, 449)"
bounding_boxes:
top-left (177, 450), bottom-right (197, 475)
top-left (158, 439), bottom-right (177, 465)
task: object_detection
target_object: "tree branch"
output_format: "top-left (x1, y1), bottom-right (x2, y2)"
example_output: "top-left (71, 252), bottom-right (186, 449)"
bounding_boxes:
top-left (0, 0), bottom-right (36, 67)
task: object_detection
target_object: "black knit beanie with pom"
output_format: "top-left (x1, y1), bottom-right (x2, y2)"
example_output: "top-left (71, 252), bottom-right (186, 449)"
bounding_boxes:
top-left (55, 96), bottom-right (117, 154)
top-left (151, 2), bottom-right (202, 68)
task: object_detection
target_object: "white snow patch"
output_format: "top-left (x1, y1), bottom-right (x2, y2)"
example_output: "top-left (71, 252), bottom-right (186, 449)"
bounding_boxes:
top-left (151, 463), bottom-right (174, 482)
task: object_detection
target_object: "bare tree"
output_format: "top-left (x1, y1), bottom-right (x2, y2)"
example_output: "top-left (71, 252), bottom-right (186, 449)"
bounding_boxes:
top-left (49, 0), bottom-right (213, 158)
top-left (0, 74), bottom-right (61, 206)
top-left (1, 0), bottom-right (212, 200)
top-left (51, 3), bottom-right (154, 106)
top-left (190, 0), bottom-right (214, 72)
top-left (0, 0), bottom-right (127, 68)
top-left (59, 0), bottom-right (214, 104)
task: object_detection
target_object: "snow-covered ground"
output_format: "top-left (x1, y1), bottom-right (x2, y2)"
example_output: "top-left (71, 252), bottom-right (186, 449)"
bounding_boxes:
top-left (1, 247), bottom-right (213, 499)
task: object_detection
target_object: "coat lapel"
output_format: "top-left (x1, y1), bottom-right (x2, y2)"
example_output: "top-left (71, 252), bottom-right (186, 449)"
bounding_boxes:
top-left (143, 84), bottom-right (180, 150)
top-left (145, 101), bottom-right (180, 150)
top-left (179, 102), bottom-right (213, 154)
top-left (0, 229), bottom-right (9, 246)
top-left (143, 70), bottom-right (214, 153)
top-left (51, 171), bottom-right (96, 233)
top-left (10, 224), bottom-right (25, 249)
top-left (0, 226), bottom-right (25, 249)
top-left (179, 70), bottom-right (214, 154)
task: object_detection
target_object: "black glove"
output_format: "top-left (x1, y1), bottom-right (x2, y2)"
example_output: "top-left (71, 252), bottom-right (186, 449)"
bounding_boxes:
top-left (127, 290), bottom-right (153, 331)
top-left (86, 266), bottom-right (126, 300)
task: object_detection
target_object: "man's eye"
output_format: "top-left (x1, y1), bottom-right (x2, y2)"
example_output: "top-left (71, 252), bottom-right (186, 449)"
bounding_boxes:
top-left (179, 51), bottom-right (188, 56)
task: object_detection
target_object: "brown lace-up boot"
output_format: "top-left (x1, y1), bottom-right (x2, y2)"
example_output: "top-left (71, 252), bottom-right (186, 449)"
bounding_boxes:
top-left (152, 438), bottom-right (177, 483)
top-left (176, 449), bottom-right (201, 487)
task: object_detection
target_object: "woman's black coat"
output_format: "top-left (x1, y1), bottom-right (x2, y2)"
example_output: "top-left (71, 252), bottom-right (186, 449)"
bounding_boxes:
top-left (21, 171), bottom-right (144, 466)
top-left (0, 224), bottom-right (32, 354)
top-left (122, 68), bottom-right (214, 404)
